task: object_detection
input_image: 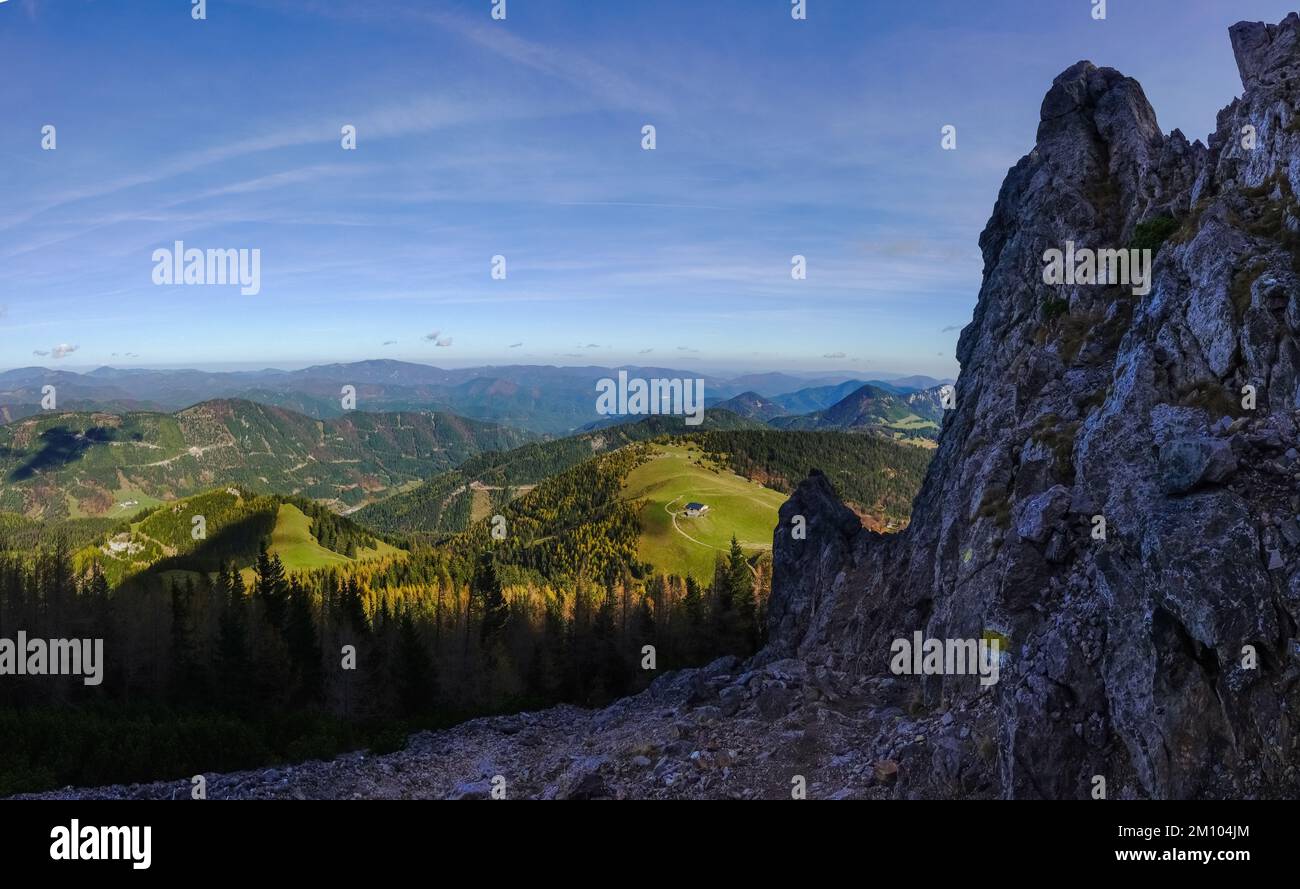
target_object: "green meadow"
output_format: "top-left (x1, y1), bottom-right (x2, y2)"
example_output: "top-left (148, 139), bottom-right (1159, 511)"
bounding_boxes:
top-left (621, 443), bottom-right (785, 581)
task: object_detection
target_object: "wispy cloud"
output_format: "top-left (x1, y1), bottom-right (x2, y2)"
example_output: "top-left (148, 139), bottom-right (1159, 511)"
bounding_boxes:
top-left (3, 94), bottom-right (541, 237)
top-left (357, 0), bottom-right (675, 114)
top-left (33, 343), bottom-right (79, 360)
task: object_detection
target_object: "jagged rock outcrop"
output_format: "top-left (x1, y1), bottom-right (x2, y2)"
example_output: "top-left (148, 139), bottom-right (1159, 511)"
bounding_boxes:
top-left (766, 15), bottom-right (1300, 799)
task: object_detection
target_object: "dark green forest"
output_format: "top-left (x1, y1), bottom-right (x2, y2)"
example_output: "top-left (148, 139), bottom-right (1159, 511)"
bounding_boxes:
top-left (0, 454), bottom-right (768, 795)
top-left (0, 422), bottom-right (930, 796)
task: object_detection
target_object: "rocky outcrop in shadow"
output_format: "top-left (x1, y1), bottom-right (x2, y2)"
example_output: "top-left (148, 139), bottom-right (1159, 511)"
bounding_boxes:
top-left (766, 15), bottom-right (1300, 799)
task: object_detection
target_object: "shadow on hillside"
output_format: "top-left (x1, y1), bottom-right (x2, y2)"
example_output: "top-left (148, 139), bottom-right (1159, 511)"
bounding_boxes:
top-left (126, 511), bottom-right (280, 586)
top-left (9, 426), bottom-right (117, 481)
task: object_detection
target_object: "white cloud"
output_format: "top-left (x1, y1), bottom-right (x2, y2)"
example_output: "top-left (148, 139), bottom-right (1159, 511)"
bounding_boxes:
top-left (33, 344), bottom-right (78, 359)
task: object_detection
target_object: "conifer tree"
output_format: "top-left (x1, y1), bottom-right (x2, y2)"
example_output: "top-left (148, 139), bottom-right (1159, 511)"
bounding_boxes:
top-left (727, 536), bottom-right (757, 651)
top-left (395, 608), bottom-right (435, 716)
top-left (286, 578), bottom-right (323, 704)
top-left (255, 544), bottom-right (288, 629)
top-left (216, 562), bottom-right (251, 713)
top-left (474, 553), bottom-right (508, 647)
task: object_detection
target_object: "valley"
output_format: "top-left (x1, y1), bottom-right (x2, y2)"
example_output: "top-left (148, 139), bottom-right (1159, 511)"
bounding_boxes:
top-left (0, 365), bottom-right (936, 796)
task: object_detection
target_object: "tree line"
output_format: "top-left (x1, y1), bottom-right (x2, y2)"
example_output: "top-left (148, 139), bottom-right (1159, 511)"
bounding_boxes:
top-left (0, 523), bottom-right (768, 794)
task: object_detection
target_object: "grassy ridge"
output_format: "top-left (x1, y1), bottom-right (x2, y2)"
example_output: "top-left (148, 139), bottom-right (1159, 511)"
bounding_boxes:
top-left (353, 412), bottom-right (765, 535)
top-left (50, 487), bottom-right (404, 587)
top-left (355, 411), bottom-right (920, 539)
top-left (622, 443), bottom-right (786, 580)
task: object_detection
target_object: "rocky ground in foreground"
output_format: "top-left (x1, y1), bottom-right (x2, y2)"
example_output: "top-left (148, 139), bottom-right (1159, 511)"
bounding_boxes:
top-left (17, 655), bottom-right (997, 801)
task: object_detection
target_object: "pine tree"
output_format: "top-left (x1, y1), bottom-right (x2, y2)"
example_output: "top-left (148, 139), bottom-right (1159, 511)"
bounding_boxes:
top-left (395, 608), bottom-right (435, 716)
top-left (636, 594), bottom-right (656, 650)
top-left (682, 575), bottom-right (704, 663)
top-left (727, 536), bottom-right (757, 652)
top-left (216, 563), bottom-right (251, 713)
top-left (255, 544), bottom-right (288, 629)
top-left (341, 576), bottom-right (368, 636)
top-left (286, 578), bottom-right (323, 704)
top-left (590, 587), bottom-right (625, 703)
top-left (474, 553), bottom-right (508, 647)
top-left (169, 578), bottom-right (204, 704)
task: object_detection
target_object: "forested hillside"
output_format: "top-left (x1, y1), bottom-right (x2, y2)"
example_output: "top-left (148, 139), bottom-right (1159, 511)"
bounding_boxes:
top-left (0, 397), bottom-right (933, 797)
top-left (0, 469), bottom-right (769, 795)
top-left (0, 399), bottom-right (530, 519)
top-left (694, 430), bottom-right (933, 528)
top-left (356, 409), bottom-right (765, 534)
top-left (66, 488), bottom-right (392, 587)
top-left (359, 419), bottom-right (931, 536)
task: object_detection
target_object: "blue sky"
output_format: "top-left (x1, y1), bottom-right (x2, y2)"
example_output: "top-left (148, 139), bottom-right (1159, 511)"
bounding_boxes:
top-left (0, 0), bottom-right (1293, 377)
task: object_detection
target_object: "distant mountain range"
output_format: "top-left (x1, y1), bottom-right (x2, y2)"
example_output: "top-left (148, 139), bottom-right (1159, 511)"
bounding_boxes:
top-left (0, 362), bottom-right (950, 526)
top-left (0, 398), bottom-right (530, 519)
top-left (710, 392), bottom-right (791, 422)
top-left (769, 383), bottom-right (945, 441)
top-left (714, 382), bottom-right (947, 443)
top-left (0, 362), bottom-right (952, 435)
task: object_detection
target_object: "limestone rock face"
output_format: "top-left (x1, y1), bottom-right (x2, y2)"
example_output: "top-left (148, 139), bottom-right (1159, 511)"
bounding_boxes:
top-left (767, 16), bottom-right (1300, 799)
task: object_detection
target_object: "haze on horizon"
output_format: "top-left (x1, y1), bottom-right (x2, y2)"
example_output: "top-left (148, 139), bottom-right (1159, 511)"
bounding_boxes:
top-left (1, 0), bottom-right (1290, 378)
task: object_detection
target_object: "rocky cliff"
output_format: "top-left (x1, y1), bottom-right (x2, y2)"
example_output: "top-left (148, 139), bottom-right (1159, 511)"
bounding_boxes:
top-left (766, 15), bottom-right (1300, 800)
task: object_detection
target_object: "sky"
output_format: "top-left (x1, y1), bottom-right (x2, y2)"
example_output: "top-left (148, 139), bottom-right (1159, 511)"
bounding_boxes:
top-left (0, 0), bottom-right (1294, 377)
